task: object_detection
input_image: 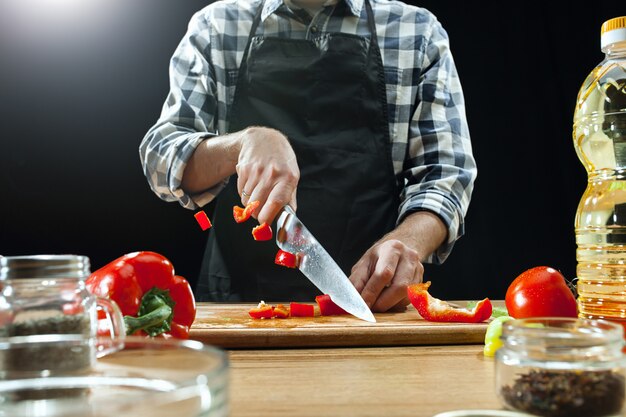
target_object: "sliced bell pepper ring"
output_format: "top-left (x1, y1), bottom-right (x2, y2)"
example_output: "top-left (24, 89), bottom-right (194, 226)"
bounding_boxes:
top-left (248, 301), bottom-right (274, 319)
top-left (289, 302), bottom-right (314, 317)
top-left (194, 210), bottom-right (212, 231)
top-left (275, 249), bottom-right (298, 268)
top-left (233, 200), bottom-right (260, 223)
top-left (407, 281), bottom-right (493, 323)
top-left (86, 251), bottom-right (196, 339)
top-left (252, 222), bottom-right (273, 241)
top-left (315, 294), bottom-right (348, 316)
top-left (272, 304), bottom-right (290, 319)
top-left (483, 316), bottom-right (514, 357)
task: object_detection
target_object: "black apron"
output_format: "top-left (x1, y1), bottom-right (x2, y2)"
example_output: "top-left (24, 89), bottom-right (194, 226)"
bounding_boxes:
top-left (196, 0), bottom-right (399, 302)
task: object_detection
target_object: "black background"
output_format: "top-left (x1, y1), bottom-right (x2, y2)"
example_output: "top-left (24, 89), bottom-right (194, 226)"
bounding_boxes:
top-left (0, 1), bottom-right (623, 300)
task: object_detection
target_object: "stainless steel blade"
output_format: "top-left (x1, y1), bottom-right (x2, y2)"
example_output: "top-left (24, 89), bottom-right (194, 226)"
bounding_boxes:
top-left (276, 206), bottom-right (376, 323)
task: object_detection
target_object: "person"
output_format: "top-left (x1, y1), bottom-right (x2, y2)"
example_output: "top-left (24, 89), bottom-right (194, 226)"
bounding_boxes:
top-left (139, 0), bottom-right (477, 312)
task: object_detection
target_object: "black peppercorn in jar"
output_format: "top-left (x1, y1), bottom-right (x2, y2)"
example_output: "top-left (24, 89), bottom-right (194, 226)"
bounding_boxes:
top-left (0, 255), bottom-right (125, 379)
top-left (496, 317), bottom-right (625, 417)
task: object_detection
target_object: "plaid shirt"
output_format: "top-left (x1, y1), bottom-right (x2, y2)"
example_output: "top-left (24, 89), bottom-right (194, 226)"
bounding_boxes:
top-left (139, 0), bottom-right (477, 263)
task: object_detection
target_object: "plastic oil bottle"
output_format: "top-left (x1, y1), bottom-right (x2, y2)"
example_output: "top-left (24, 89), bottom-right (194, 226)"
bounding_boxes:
top-left (574, 17), bottom-right (626, 330)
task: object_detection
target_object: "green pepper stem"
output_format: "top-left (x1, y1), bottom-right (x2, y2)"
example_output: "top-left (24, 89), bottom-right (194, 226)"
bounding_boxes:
top-left (124, 304), bottom-right (172, 335)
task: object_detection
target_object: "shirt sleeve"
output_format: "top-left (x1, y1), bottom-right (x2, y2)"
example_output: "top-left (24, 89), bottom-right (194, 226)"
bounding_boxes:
top-left (139, 11), bottom-right (225, 210)
top-left (399, 17), bottom-right (477, 264)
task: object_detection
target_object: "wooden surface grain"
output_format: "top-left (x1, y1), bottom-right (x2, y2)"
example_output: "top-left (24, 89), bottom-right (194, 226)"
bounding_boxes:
top-left (227, 344), bottom-right (502, 417)
top-left (190, 302), bottom-right (490, 348)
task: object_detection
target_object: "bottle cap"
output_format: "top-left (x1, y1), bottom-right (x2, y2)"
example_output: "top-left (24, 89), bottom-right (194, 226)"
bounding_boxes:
top-left (601, 16), bottom-right (626, 50)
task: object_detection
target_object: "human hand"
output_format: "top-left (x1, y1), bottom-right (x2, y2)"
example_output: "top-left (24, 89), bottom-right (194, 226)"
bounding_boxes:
top-left (349, 212), bottom-right (447, 312)
top-left (349, 235), bottom-right (423, 313)
top-left (236, 127), bottom-right (300, 225)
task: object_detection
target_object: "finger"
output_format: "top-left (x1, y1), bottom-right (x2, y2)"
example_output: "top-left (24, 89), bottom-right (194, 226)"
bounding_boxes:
top-left (288, 188), bottom-right (297, 213)
top-left (370, 255), bottom-right (416, 312)
top-left (349, 255), bottom-right (372, 293)
top-left (236, 166), bottom-right (260, 205)
top-left (371, 287), bottom-right (411, 313)
top-left (235, 163), bottom-right (248, 197)
top-left (246, 182), bottom-right (271, 218)
top-left (389, 298), bottom-right (410, 312)
top-left (257, 181), bottom-right (296, 225)
top-left (360, 249), bottom-right (401, 308)
top-left (372, 252), bottom-right (423, 312)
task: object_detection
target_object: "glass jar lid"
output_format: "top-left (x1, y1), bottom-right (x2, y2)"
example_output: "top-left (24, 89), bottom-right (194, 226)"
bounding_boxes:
top-left (499, 317), bottom-right (624, 366)
top-left (0, 255), bottom-right (91, 281)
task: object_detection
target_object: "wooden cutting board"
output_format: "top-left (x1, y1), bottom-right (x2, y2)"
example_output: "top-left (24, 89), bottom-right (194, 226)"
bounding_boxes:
top-left (189, 302), bottom-right (493, 348)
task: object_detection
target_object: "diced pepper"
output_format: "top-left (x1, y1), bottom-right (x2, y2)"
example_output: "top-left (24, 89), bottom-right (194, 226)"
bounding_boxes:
top-left (194, 211), bottom-right (212, 231)
top-left (315, 294), bottom-right (348, 316)
top-left (86, 251), bottom-right (196, 339)
top-left (483, 316), bottom-right (514, 357)
top-left (233, 206), bottom-right (245, 222)
top-left (248, 301), bottom-right (274, 319)
top-left (272, 304), bottom-right (290, 319)
top-left (290, 302), bottom-right (315, 317)
top-left (252, 222), bottom-right (273, 241)
top-left (233, 200), bottom-right (260, 223)
top-left (407, 281), bottom-right (492, 323)
top-left (275, 249), bottom-right (298, 268)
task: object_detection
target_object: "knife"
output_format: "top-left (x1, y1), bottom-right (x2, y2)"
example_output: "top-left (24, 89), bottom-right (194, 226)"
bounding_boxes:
top-left (275, 205), bottom-right (376, 323)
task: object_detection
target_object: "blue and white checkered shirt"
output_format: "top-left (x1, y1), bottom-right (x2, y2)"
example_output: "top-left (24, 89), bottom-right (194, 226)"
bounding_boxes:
top-left (139, 0), bottom-right (477, 263)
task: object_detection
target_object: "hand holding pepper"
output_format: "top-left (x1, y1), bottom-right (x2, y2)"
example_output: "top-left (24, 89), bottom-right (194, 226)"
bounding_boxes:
top-left (86, 251), bottom-right (196, 339)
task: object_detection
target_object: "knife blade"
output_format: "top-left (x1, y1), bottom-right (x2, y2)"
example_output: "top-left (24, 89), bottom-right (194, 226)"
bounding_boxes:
top-left (276, 205), bottom-right (376, 323)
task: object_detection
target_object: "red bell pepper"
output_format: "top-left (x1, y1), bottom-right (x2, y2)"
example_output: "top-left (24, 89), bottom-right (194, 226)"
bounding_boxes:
top-left (275, 249), bottom-right (298, 268)
top-left (248, 301), bottom-right (274, 319)
top-left (272, 304), bottom-right (290, 319)
top-left (194, 210), bottom-right (212, 231)
top-left (407, 281), bottom-right (492, 323)
top-left (252, 222), bottom-right (273, 241)
top-left (290, 302), bottom-right (314, 317)
top-left (315, 294), bottom-right (348, 316)
top-left (233, 200), bottom-right (260, 223)
top-left (86, 251), bottom-right (196, 338)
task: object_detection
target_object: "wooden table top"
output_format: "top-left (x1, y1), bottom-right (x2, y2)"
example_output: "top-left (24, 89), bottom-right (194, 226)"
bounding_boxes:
top-left (226, 344), bottom-right (502, 417)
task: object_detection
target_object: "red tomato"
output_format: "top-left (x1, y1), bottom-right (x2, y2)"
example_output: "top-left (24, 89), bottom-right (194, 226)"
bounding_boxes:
top-left (505, 266), bottom-right (577, 318)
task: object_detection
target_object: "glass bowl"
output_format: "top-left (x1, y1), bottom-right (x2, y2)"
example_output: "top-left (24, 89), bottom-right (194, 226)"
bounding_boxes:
top-left (0, 335), bottom-right (228, 417)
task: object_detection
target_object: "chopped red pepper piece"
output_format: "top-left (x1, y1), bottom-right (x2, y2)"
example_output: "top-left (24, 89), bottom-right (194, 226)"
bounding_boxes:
top-left (194, 210), bottom-right (212, 231)
top-left (275, 249), bottom-right (298, 268)
top-left (86, 251), bottom-right (196, 338)
top-left (248, 301), bottom-right (275, 319)
top-left (290, 302), bottom-right (314, 317)
top-left (233, 200), bottom-right (260, 223)
top-left (272, 304), bottom-right (290, 319)
top-left (252, 222), bottom-right (273, 241)
top-left (233, 206), bottom-right (245, 222)
top-left (407, 281), bottom-right (492, 323)
top-left (315, 294), bottom-right (348, 316)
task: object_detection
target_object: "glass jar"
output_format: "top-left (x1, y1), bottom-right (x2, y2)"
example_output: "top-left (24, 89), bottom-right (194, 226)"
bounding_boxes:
top-left (496, 317), bottom-right (625, 417)
top-left (0, 255), bottom-right (125, 376)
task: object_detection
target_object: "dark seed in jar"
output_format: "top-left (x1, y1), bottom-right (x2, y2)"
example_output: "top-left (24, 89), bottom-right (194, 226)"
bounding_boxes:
top-left (501, 369), bottom-right (625, 417)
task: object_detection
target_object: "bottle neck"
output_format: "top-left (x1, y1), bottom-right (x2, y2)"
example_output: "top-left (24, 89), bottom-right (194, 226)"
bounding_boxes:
top-left (603, 41), bottom-right (626, 58)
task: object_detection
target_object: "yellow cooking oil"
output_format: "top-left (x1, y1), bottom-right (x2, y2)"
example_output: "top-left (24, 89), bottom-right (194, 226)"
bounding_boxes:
top-left (574, 17), bottom-right (626, 331)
